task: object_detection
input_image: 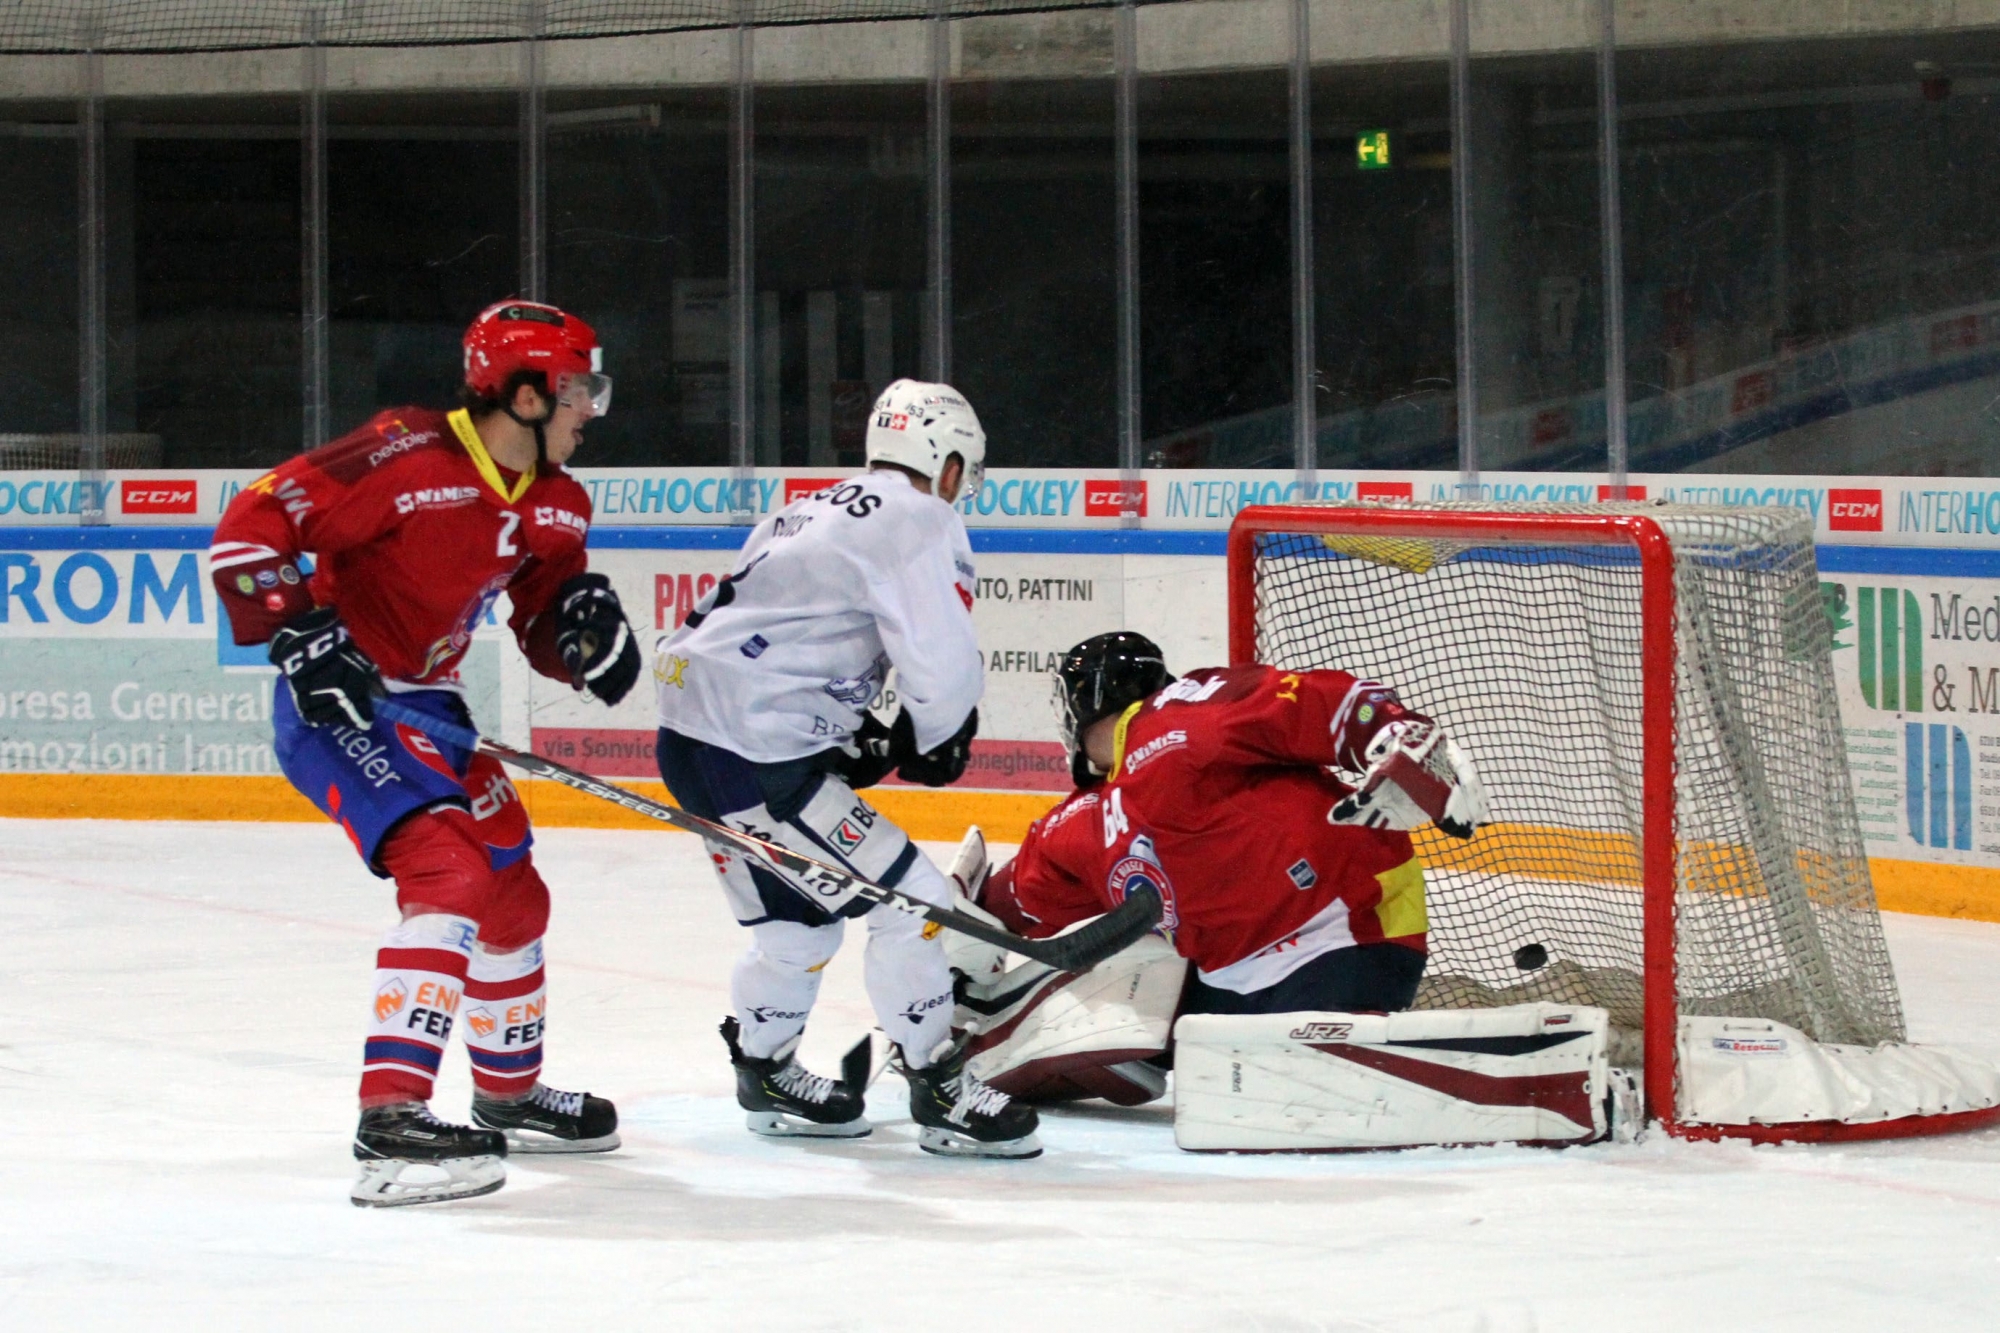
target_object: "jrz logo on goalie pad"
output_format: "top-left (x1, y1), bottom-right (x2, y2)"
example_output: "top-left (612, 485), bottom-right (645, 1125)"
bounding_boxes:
top-left (1288, 1021), bottom-right (1352, 1041)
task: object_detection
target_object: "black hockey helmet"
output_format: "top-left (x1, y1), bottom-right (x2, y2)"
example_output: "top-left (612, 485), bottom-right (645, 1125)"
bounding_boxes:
top-left (1053, 631), bottom-right (1173, 784)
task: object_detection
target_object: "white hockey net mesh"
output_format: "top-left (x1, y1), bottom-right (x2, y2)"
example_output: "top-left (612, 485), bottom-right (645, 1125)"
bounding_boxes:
top-left (1247, 501), bottom-right (1905, 1052)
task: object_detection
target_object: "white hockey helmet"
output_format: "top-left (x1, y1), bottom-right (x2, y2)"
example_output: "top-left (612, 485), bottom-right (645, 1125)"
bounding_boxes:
top-left (865, 379), bottom-right (986, 500)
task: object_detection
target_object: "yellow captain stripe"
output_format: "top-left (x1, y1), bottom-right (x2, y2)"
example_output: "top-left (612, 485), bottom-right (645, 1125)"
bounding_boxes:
top-left (1106, 701), bottom-right (1147, 781)
top-left (448, 407), bottom-right (535, 504)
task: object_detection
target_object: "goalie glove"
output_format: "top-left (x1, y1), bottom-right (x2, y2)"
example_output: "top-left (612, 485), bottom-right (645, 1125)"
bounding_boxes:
top-left (1328, 719), bottom-right (1488, 840)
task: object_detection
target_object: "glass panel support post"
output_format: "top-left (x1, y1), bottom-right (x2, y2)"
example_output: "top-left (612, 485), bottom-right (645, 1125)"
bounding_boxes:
top-left (1597, 0), bottom-right (1629, 497)
top-left (1448, 0), bottom-right (1478, 500)
top-left (926, 0), bottom-right (952, 384)
top-left (302, 8), bottom-right (329, 450)
top-left (77, 11), bottom-right (107, 523)
top-left (1114, 0), bottom-right (1141, 528)
top-left (729, 4), bottom-right (756, 519)
top-left (1288, 0), bottom-right (1316, 498)
top-left (519, 1), bottom-right (547, 303)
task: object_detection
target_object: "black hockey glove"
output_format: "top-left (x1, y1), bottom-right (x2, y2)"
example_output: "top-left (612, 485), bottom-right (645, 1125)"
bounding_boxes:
top-left (832, 710), bottom-right (911, 790)
top-left (554, 572), bottom-right (641, 706)
top-left (269, 606), bottom-right (383, 729)
top-left (897, 708), bottom-right (978, 788)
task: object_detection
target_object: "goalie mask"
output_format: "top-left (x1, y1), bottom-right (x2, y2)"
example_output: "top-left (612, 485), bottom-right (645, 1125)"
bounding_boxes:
top-left (1053, 631), bottom-right (1173, 786)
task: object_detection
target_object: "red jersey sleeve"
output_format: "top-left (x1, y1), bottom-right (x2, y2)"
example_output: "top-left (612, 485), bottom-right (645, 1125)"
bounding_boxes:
top-left (208, 411), bottom-right (427, 644)
top-left (979, 792), bottom-right (1113, 940)
top-left (1171, 664), bottom-right (1424, 774)
top-left (504, 475), bottom-right (594, 685)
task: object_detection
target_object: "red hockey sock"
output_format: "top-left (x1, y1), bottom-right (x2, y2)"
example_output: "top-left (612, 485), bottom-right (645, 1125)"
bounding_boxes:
top-left (360, 912), bottom-right (477, 1107)
top-left (465, 940), bottom-right (547, 1101)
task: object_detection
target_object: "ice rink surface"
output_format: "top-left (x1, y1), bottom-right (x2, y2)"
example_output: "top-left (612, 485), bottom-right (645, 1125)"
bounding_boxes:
top-left (3, 818), bottom-right (1999, 1332)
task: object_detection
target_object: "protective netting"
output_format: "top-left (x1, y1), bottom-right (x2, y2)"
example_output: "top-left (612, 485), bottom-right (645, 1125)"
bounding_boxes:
top-left (0, 434), bottom-right (163, 470)
top-left (2, 0), bottom-right (1171, 55)
top-left (1249, 501), bottom-right (1905, 1060)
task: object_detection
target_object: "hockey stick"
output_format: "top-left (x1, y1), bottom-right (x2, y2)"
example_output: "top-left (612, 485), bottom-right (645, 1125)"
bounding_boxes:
top-left (373, 698), bottom-right (1161, 973)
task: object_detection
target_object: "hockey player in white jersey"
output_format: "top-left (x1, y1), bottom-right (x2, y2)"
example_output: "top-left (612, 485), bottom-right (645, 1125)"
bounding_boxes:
top-left (654, 379), bottom-right (1040, 1158)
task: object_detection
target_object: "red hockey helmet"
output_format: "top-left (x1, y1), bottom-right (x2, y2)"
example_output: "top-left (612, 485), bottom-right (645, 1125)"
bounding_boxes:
top-left (462, 300), bottom-right (611, 417)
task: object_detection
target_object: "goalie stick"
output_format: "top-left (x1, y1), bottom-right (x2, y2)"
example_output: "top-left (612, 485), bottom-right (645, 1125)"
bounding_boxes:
top-left (373, 698), bottom-right (1162, 973)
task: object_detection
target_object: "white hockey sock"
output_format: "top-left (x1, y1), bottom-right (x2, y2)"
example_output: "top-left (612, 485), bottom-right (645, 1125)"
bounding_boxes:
top-left (731, 919), bottom-right (843, 1060)
top-left (865, 854), bottom-right (956, 1068)
top-left (361, 913), bottom-right (477, 1105)
top-left (465, 939), bottom-right (547, 1101)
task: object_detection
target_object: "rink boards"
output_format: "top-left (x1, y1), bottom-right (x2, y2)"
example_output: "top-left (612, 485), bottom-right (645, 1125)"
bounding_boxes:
top-left (6, 514), bottom-right (2000, 922)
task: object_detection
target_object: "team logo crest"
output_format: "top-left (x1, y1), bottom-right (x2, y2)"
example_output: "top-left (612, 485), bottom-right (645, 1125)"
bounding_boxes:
top-left (374, 978), bottom-right (409, 1023)
top-left (1106, 833), bottom-right (1179, 931)
top-left (1287, 858), bottom-right (1318, 890)
top-left (832, 819), bottom-right (866, 853)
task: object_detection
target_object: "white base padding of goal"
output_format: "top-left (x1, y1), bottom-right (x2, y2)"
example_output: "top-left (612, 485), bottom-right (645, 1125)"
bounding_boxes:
top-left (1676, 1016), bottom-right (2000, 1135)
top-left (1172, 1004), bottom-right (1611, 1152)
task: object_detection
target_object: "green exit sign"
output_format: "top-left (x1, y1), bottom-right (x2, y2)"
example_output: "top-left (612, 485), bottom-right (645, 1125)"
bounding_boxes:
top-left (1356, 129), bottom-right (1391, 170)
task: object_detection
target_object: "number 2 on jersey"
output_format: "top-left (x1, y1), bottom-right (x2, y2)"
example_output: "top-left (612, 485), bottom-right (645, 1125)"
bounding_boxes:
top-left (496, 510), bottom-right (521, 557)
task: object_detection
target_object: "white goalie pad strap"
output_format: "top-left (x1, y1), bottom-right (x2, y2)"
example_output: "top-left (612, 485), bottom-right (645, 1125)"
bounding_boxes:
top-left (957, 934), bottom-right (1187, 1107)
top-left (1173, 1003), bottom-right (1610, 1151)
top-left (1677, 1016), bottom-right (2000, 1127)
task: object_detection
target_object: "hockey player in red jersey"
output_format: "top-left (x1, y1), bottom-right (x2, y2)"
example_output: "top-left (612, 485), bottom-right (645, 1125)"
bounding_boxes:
top-left (210, 300), bottom-right (642, 1207)
top-left (975, 631), bottom-right (1487, 1020)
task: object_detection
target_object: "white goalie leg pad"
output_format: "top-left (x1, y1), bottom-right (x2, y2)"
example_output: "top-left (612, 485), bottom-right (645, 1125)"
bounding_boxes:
top-left (957, 934), bottom-right (1187, 1107)
top-left (1173, 1003), bottom-right (1610, 1151)
top-left (1678, 1016), bottom-right (2000, 1128)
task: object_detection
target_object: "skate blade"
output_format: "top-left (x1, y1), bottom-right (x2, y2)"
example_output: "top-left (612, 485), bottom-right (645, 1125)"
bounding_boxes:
top-left (746, 1110), bottom-right (872, 1139)
top-left (350, 1154), bottom-right (506, 1208)
top-left (495, 1127), bottom-right (623, 1155)
top-left (917, 1126), bottom-right (1043, 1159)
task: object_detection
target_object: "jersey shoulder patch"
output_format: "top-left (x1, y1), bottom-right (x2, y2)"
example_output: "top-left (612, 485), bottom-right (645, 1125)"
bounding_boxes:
top-left (525, 471), bottom-right (593, 540)
top-left (310, 408), bottom-right (453, 486)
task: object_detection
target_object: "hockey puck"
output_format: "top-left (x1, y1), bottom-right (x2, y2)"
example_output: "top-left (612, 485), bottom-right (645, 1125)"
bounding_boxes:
top-left (1513, 943), bottom-right (1549, 972)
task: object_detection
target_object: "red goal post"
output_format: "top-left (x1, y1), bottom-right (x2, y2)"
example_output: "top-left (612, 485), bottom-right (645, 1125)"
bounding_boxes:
top-left (1227, 500), bottom-right (2000, 1142)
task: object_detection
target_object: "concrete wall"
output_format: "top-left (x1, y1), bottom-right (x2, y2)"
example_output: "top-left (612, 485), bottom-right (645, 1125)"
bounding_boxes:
top-left (8, 0), bottom-right (2000, 101)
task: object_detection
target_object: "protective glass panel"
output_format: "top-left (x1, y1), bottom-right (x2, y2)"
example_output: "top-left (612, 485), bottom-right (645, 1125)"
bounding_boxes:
top-left (953, 75), bottom-right (1117, 469)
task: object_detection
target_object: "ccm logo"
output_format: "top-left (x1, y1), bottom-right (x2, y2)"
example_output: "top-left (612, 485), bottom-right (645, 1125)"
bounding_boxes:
top-left (120, 480), bottom-right (197, 515)
top-left (785, 477), bottom-right (846, 504)
top-left (1357, 481), bottom-right (1413, 501)
top-left (1828, 488), bottom-right (1884, 532)
top-left (1085, 480), bottom-right (1148, 517)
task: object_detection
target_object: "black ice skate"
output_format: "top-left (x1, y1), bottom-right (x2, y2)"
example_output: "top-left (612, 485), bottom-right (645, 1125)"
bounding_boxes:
top-left (472, 1084), bottom-right (621, 1154)
top-left (351, 1103), bottom-right (507, 1208)
top-left (721, 1015), bottom-right (872, 1139)
top-left (897, 1036), bottom-right (1042, 1159)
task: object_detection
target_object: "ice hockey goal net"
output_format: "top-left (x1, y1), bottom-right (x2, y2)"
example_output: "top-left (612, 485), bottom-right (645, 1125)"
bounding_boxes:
top-left (1227, 500), bottom-right (1943, 1138)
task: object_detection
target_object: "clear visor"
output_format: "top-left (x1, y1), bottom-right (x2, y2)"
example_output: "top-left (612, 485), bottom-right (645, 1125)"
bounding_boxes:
top-left (555, 370), bottom-right (613, 418)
